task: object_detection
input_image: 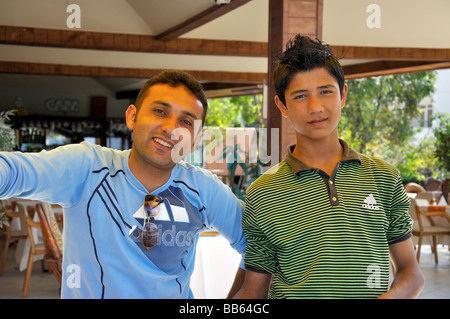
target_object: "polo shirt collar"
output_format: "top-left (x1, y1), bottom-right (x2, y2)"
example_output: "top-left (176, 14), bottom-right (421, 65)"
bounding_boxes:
top-left (285, 139), bottom-right (361, 175)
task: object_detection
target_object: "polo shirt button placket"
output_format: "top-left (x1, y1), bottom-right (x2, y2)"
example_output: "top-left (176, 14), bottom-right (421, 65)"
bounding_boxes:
top-left (329, 179), bottom-right (339, 206)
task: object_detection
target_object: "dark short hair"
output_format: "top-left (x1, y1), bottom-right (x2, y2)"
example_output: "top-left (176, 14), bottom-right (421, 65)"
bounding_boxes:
top-left (274, 35), bottom-right (345, 106)
top-left (134, 70), bottom-right (208, 124)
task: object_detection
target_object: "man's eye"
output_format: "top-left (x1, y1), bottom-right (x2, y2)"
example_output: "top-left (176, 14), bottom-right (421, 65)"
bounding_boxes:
top-left (181, 119), bottom-right (193, 127)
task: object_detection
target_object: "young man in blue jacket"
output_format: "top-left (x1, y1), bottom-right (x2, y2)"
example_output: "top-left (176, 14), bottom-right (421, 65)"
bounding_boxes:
top-left (0, 70), bottom-right (246, 298)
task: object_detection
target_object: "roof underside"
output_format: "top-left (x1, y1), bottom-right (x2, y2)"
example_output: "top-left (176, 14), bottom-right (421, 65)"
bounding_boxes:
top-left (0, 0), bottom-right (449, 97)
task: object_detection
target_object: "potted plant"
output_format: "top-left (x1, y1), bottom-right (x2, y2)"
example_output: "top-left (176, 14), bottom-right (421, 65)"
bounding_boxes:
top-left (0, 109), bottom-right (17, 152)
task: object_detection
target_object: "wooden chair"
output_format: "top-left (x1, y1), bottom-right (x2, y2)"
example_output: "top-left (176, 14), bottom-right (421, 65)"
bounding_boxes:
top-left (423, 178), bottom-right (442, 191)
top-left (405, 182), bottom-right (425, 193)
top-left (35, 203), bottom-right (62, 289)
top-left (18, 202), bottom-right (46, 298)
top-left (415, 191), bottom-right (436, 205)
top-left (408, 198), bottom-right (450, 263)
top-left (0, 200), bottom-right (27, 275)
top-left (424, 178), bottom-right (443, 203)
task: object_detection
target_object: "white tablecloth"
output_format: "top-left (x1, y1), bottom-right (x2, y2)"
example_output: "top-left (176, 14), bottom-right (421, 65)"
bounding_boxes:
top-left (191, 234), bottom-right (242, 299)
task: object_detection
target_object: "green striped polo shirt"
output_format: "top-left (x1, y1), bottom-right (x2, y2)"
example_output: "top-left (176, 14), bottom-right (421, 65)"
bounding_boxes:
top-left (243, 139), bottom-right (412, 299)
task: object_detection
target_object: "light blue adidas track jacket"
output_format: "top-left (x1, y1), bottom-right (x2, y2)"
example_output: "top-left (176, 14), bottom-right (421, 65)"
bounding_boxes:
top-left (0, 142), bottom-right (246, 298)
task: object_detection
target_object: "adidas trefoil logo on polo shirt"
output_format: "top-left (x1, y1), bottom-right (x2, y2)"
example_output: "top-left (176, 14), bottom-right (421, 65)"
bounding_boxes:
top-left (363, 194), bottom-right (380, 210)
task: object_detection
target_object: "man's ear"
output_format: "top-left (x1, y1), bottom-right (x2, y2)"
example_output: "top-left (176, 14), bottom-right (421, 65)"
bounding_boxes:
top-left (274, 95), bottom-right (289, 118)
top-left (340, 83), bottom-right (348, 109)
top-left (125, 105), bottom-right (137, 130)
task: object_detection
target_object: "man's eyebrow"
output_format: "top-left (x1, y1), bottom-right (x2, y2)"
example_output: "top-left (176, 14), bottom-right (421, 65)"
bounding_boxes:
top-left (182, 110), bottom-right (199, 120)
top-left (318, 84), bottom-right (336, 89)
top-left (289, 89), bottom-right (308, 96)
top-left (290, 84), bottom-right (336, 95)
top-left (152, 100), bottom-right (171, 108)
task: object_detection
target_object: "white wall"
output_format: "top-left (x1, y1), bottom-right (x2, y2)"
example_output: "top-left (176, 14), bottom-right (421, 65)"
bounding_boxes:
top-left (434, 69), bottom-right (450, 115)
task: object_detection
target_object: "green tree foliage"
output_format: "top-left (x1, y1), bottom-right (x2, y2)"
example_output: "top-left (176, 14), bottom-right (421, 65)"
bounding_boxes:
top-left (205, 94), bottom-right (263, 128)
top-left (340, 72), bottom-right (436, 154)
top-left (433, 113), bottom-right (450, 173)
top-left (339, 71), bottom-right (443, 182)
top-left (378, 136), bottom-right (442, 184)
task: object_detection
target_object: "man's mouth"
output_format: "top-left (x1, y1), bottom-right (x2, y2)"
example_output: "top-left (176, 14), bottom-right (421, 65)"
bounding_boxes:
top-left (308, 118), bottom-right (327, 125)
top-left (153, 137), bottom-right (174, 149)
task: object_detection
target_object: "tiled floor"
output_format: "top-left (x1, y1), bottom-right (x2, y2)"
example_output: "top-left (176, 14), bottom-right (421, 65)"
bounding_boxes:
top-left (0, 245), bottom-right (59, 299)
top-left (416, 245), bottom-right (450, 299)
top-left (0, 244), bottom-right (448, 299)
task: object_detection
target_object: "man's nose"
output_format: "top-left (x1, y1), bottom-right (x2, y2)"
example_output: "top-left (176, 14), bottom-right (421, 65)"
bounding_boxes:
top-left (308, 94), bottom-right (324, 114)
top-left (161, 117), bottom-right (190, 144)
top-left (161, 116), bottom-right (179, 135)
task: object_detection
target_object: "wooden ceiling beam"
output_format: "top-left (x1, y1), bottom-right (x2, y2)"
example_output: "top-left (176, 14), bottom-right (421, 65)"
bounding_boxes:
top-left (332, 45), bottom-right (450, 61)
top-left (2, 26), bottom-right (449, 62)
top-left (0, 25), bottom-right (267, 57)
top-left (343, 60), bottom-right (450, 79)
top-left (156, 0), bottom-right (252, 40)
top-left (3, 59), bottom-right (447, 82)
top-left (0, 60), bottom-right (267, 83)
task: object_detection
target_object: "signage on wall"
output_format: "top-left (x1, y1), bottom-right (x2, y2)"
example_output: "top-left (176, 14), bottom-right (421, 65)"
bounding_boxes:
top-left (45, 98), bottom-right (79, 113)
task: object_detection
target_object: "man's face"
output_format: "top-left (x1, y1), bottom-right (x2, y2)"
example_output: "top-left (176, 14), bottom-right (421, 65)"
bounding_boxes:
top-left (126, 84), bottom-right (204, 170)
top-left (275, 67), bottom-right (348, 143)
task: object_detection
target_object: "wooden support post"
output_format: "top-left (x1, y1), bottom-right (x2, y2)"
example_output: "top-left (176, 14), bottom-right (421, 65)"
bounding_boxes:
top-left (267, 0), bottom-right (323, 162)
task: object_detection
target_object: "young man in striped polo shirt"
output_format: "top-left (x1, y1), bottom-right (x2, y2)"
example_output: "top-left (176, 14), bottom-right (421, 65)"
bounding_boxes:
top-left (234, 35), bottom-right (424, 299)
